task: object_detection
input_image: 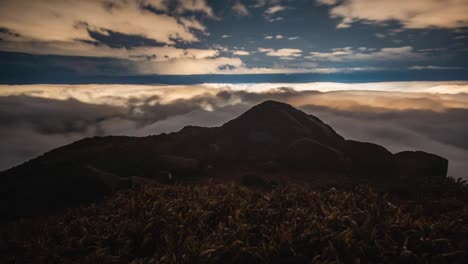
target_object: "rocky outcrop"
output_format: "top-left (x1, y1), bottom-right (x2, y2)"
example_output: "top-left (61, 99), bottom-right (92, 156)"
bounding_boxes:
top-left (344, 140), bottom-right (395, 178)
top-left (281, 138), bottom-right (348, 172)
top-left (394, 151), bottom-right (448, 182)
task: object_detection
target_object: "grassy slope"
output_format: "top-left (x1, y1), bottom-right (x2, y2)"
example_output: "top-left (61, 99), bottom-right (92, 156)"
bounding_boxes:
top-left (1, 182), bottom-right (468, 264)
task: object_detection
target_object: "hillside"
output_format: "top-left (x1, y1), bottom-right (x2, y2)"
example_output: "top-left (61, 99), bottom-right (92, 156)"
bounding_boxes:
top-left (0, 101), bottom-right (450, 220)
top-left (2, 183), bottom-right (467, 263)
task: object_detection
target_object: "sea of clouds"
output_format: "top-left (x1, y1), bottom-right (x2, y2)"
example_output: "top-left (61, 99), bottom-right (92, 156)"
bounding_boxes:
top-left (1, 81), bottom-right (468, 179)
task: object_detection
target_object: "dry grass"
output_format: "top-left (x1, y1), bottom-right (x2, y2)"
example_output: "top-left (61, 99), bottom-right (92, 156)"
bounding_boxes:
top-left (1, 183), bottom-right (468, 263)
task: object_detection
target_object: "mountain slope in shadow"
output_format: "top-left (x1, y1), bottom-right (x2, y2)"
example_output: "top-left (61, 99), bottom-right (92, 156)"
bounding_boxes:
top-left (0, 101), bottom-right (448, 220)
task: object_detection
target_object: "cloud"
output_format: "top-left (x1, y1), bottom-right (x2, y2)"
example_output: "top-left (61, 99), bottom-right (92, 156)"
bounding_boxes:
top-left (142, 0), bottom-right (214, 17)
top-left (375, 33), bottom-right (386, 39)
top-left (259, 48), bottom-right (302, 57)
top-left (319, 0), bottom-right (468, 29)
top-left (134, 57), bottom-right (245, 75)
top-left (171, 0), bottom-right (214, 18)
top-left (203, 81), bottom-right (468, 94)
top-left (233, 1), bottom-right (250, 16)
top-left (253, 0), bottom-right (268, 8)
top-left (0, 41), bottom-right (220, 61)
top-left (1, 40), bottom-right (392, 75)
top-left (1, 83), bottom-right (468, 179)
top-left (268, 17), bottom-right (284, 22)
top-left (0, 39), bottom-right (248, 75)
top-left (0, 0), bottom-right (210, 45)
top-left (307, 46), bottom-right (423, 61)
top-left (409, 65), bottom-right (463, 70)
top-left (265, 5), bottom-right (287, 15)
top-left (233, 50), bottom-right (250, 56)
top-left (275, 34), bottom-right (284, 39)
top-left (0, 92), bottom-right (239, 170)
top-left (316, 0), bottom-right (338, 5)
top-left (220, 67), bottom-right (340, 74)
top-left (0, 0), bottom-right (226, 76)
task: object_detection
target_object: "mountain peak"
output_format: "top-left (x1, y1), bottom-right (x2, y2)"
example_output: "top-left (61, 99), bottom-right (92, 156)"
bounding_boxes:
top-left (1, 100), bottom-right (450, 221)
top-left (252, 100), bottom-right (294, 109)
top-left (220, 100), bottom-right (345, 149)
top-left (242, 100), bottom-right (299, 116)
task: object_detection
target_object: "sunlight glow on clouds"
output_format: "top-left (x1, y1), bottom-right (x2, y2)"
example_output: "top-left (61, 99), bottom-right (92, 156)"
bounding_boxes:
top-left (260, 48), bottom-right (303, 57)
top-left (2, 82), bottom-right (468, 109)
top-left (265, 5), bottom-right (287, 15)
top-left (203, 81), bottom-right (468, 95)
top-left (0, 0), bottom-right (258, 75)
top-left (0, 0), bottom-right (210, 44)
top-left (233, 50), bottom-right (251, 56)
top-left (319, 0), bottom-right (468, 29)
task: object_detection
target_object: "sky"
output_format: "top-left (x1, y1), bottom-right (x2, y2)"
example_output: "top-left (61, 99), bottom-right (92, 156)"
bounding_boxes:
top-left (0, 0), bottom-right (467, 83)
top-left (0, 0), bottom-right (468, 179)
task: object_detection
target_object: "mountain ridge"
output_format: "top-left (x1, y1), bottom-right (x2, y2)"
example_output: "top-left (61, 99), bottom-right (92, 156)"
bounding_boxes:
top-left (0, 100), bottom-right (448, 220)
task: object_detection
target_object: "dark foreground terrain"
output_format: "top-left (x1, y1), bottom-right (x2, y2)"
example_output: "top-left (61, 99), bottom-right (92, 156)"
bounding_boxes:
top-left (2, 181), bottom-right (467, 263)
top-left (1, 100), bottom-right (466, 263)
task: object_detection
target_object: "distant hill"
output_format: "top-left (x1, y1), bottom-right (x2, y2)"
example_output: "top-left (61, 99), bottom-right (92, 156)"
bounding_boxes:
top-left (0, 101), bottom-right (449, 220)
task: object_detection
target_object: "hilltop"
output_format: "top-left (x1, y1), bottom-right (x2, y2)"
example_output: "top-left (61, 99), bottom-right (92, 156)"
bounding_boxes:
top-left (1, 101), bottom-right (450, 220)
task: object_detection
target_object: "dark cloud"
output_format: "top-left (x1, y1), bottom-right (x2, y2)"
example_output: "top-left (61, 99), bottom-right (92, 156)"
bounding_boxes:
top-left (0, 95), bottom-right (124, 134)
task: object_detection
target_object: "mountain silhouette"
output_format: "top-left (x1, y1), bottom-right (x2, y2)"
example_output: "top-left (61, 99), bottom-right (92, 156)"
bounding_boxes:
top-left (220, 100), bottom-right (344, 147)
top-left (0, 100), bottom-right (448, 220)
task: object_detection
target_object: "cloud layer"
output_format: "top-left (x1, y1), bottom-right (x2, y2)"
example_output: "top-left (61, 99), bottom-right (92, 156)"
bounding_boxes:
top-left (1, 82), bottom-right (468, 179)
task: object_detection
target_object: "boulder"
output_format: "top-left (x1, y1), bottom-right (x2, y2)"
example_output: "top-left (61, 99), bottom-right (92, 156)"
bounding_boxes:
top-left (281, 138), bottom-right (347, 172)
top-left (394, 151), bottom-right (448, 182)
top-left (344, 140), bottom-right (395, 178)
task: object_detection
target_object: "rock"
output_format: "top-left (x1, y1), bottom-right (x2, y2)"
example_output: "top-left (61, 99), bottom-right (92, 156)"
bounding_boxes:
top-left (281, 138), bottom-right (347, 172)
top-left (344, 140), bottom-right (395, 178)
top-left (394, 151), bottom-right (448, 182)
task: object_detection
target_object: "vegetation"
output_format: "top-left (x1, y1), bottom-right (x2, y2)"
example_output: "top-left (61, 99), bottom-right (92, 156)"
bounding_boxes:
top-left (1, 181), bottom-right (468, 263)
